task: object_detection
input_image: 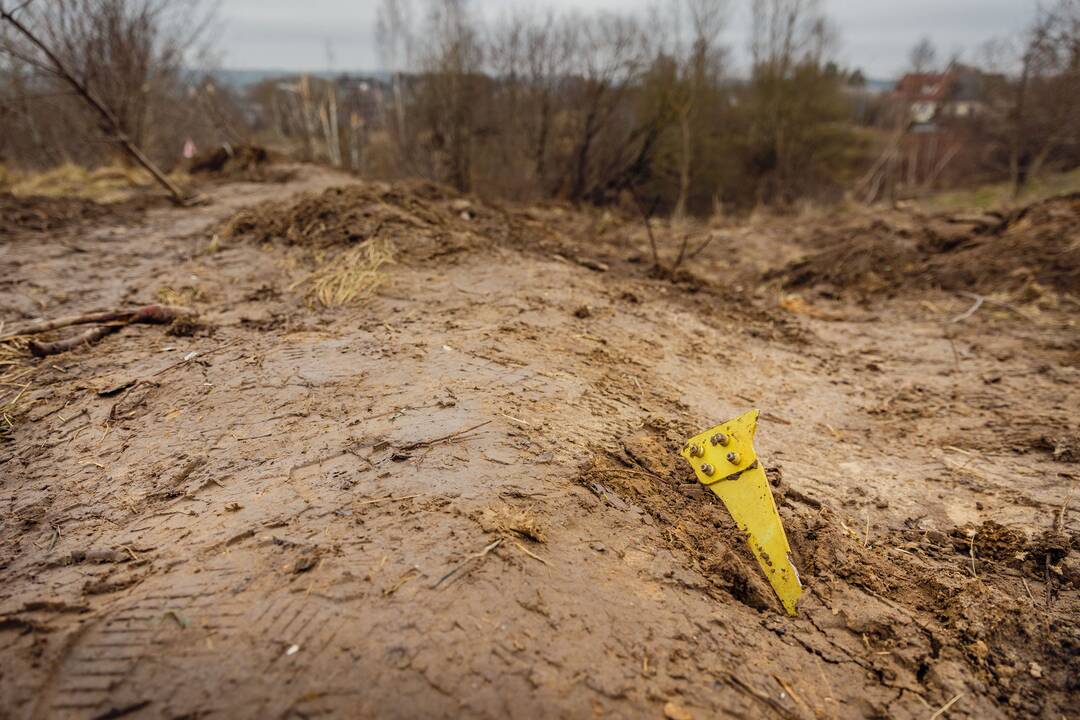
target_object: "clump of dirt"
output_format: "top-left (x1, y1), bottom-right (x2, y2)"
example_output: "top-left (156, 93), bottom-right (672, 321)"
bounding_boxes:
top-left (578, 423), bottom-right (1079, 717)
top-left (780, 503), bottom-right (1077, 716)
top-left (947, 520), bottom-right (1076, 583)
top-left (779, 231), bottom-right (922, 297)
top-left (0, 192), bottom-right (113, 234)
top-left (188, 143), bottom-right (288, 182)
top-left (774, 193), bottom-right (1080, 298)
top-left (961, 520), bottom-right (1029, 561)
top-left (579, 422), bottom-right (777, 612)
top-left (477, 506), bottom-right (548, 543)
top-left (1030, 433), bottom-right (1079, 463)
top-left (220, 181), bottom-right (505, 253)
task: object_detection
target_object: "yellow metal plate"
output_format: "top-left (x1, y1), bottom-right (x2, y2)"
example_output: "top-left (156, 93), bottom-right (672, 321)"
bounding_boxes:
top-left (680, 409), bottom-right (803, 615)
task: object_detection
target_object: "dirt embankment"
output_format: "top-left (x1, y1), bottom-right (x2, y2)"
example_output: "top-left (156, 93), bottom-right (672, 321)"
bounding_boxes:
top-left (0, 172), bottom-right (1077, 719)
top-left (772, 193), bottom-right (1080, 299)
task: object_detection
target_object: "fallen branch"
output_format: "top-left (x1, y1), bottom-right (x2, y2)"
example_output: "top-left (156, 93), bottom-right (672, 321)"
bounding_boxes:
top-left (0, 6), bottom-right (191, 204)
top-left (2, 304), bottom-right (197, 342)
top-left (29, 325), bottom-right (121, 357)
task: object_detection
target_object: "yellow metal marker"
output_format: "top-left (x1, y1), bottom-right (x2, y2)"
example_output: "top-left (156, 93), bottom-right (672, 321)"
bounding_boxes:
top-left (680, 410), bottom-right (803, 615)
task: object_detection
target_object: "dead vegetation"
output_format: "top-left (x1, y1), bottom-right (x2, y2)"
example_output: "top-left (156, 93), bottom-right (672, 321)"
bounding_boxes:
top-left (0, 161), bottom-right (1077, 717)
top-left (293, 239), bottom-right (396, 307)
top-left (220, 182), bottom-right (527, 306)
top-left (773, 192), bottom-right (1080, 300)
top-left (0, 338), bottom-right (32, 436)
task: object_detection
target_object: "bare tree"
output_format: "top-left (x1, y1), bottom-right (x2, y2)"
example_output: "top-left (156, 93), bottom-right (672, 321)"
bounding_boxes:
top-left (908, 36), bottom-right (938, 73)
top-left (0, 0), bottom-right (215, 202)
top-left (745, 0), bottom-right (849, 204)
top-left (415, 0), bottom-right (483, 192)
top-left (1007, 0), bottom-right (1080, 195)
top-left (563, 12), bottom-right (649, 203)
top-left (669, 0), bottom-right (728, 220)
top-left (376, 0), bottom-right (415, 157)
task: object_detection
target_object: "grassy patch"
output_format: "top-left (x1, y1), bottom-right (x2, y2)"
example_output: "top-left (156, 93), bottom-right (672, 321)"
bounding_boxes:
top-left (918, 168), bottom-right (1080, 214)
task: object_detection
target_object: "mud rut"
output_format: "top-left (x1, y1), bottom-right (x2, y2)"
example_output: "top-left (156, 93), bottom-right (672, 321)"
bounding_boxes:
top-left (1, 167), bottom-right (1077, 719)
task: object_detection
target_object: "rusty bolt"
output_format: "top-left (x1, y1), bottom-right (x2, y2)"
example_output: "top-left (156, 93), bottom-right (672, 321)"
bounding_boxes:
top-left (710, 432), bottom-right (729, 447)
top-left (726, 451), bottom-right (740, 464)
top-left (700, 463), bottom-right (715, 476)
top-left (689, 444), bottom-right (704, 458)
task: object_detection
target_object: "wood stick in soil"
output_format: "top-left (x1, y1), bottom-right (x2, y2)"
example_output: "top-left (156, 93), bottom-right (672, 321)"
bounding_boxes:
top-left (0, 6), bottom-right (190, 204)
top-left (29, 325), bottom-right (122, 357)
top-left (1, 304), bottom-right (197, 342)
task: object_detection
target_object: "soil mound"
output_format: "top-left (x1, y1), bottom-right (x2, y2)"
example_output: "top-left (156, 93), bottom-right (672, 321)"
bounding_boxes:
top-left (220, 181), bottom-right (517, 255)
top-left (775, 193), bottom-right (1080, 298)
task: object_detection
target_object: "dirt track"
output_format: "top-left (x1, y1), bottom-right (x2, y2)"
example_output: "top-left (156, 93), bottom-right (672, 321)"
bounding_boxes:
top-left (1, 166), bottom-right (1077, 719)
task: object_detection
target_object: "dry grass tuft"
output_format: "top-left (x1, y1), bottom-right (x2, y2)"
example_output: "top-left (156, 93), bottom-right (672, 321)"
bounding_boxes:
top-left (6, 163), bottom-right (191, 203)
top-left (0, 338), bottom-right (34, 436)
top-left (155, 285), bottom-right (204, 307)
top-left (291, 238), bottom-right (395, 307)
top-left (479, 506), bottom-right (548, 543)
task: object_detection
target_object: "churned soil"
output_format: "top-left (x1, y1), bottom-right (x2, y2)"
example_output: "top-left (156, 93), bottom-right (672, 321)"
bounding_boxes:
top-left (1, 165), bottom-right (1077, 719)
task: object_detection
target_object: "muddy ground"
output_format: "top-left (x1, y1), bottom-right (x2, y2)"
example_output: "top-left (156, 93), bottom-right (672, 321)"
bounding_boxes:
top-left (1, 166), bottom-right (1077, 719)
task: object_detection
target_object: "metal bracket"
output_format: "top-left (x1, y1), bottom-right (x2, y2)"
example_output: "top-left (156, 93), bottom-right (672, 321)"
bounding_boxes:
top-left (680, 409), bottom-right (803, 615)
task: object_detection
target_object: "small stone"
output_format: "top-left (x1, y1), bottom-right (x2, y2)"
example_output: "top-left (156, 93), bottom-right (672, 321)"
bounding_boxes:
top-left (664, 701), bottom-right (693, 720)
top-left (1028, 661), bottom-right (1043, 679)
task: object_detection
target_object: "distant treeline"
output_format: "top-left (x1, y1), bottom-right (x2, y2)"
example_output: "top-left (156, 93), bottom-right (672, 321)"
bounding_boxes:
top-left (2, 0), bottom-right (1078, 212)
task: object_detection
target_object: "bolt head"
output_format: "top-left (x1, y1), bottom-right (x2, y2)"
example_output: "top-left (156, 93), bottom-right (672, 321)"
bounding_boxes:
top-left (700, 463), bottom-right (714, 476)
top-left (726, 451), bottom-right (740, 464)
top-left (689, 444), bottom-right (704, 458)
top-left (711, 433), bottom-right (729, 447)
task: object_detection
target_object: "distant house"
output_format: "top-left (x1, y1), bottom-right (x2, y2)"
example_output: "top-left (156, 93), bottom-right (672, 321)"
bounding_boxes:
top-left (892, 65), bottom-right (988, 129)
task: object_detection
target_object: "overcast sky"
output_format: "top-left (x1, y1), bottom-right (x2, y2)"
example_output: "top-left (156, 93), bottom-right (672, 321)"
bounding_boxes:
top-left (215, 0), bottom-right (1036, 78)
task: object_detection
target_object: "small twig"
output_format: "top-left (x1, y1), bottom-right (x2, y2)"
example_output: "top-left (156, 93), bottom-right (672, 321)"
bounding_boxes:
top-left (432, 538), bottom-right (502, 589)
top-left (1057, 481), bottom-right (1075, 534)
top-left (958, 291), bottom-right (1036, 323)
top-left (929, 692), bottom-right (964, 720)
top-left (1021, 578), bottom-right (1037, 606)
top-left (950, 294), bottom-right (984, 323)
top-left (151, 339), bottom-right (241, 379)
top-left (969, 532), bottom-right (978, 579)
top-left (383, 568), bottom-right (419, 596)
top-left (687, 232), bottom-right (717, 259)
top-left (513, 541), bottom-right (549, 566)
top-left (499, 413), bottom-right (534, 428)
top-left (398, 420), bottom-right (492, 452)
top-left (357, 494), bottom-right (421, 507)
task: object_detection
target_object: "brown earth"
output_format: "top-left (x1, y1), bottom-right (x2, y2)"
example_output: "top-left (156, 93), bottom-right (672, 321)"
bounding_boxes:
top-left (1, 166), bottom-right (1077, 719)
top-left (772, 193), bottom-right (1080, 299)
top-left (0, 193), bottom-right (151, 236)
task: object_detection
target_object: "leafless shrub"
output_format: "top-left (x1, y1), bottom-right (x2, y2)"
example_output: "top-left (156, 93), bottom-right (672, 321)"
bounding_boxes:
top-left (0, 0), bottom-right (217, 176)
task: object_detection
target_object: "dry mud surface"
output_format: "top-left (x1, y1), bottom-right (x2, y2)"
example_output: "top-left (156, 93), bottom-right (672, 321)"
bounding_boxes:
top-left (1, 167), bottom-right (1078, 719)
